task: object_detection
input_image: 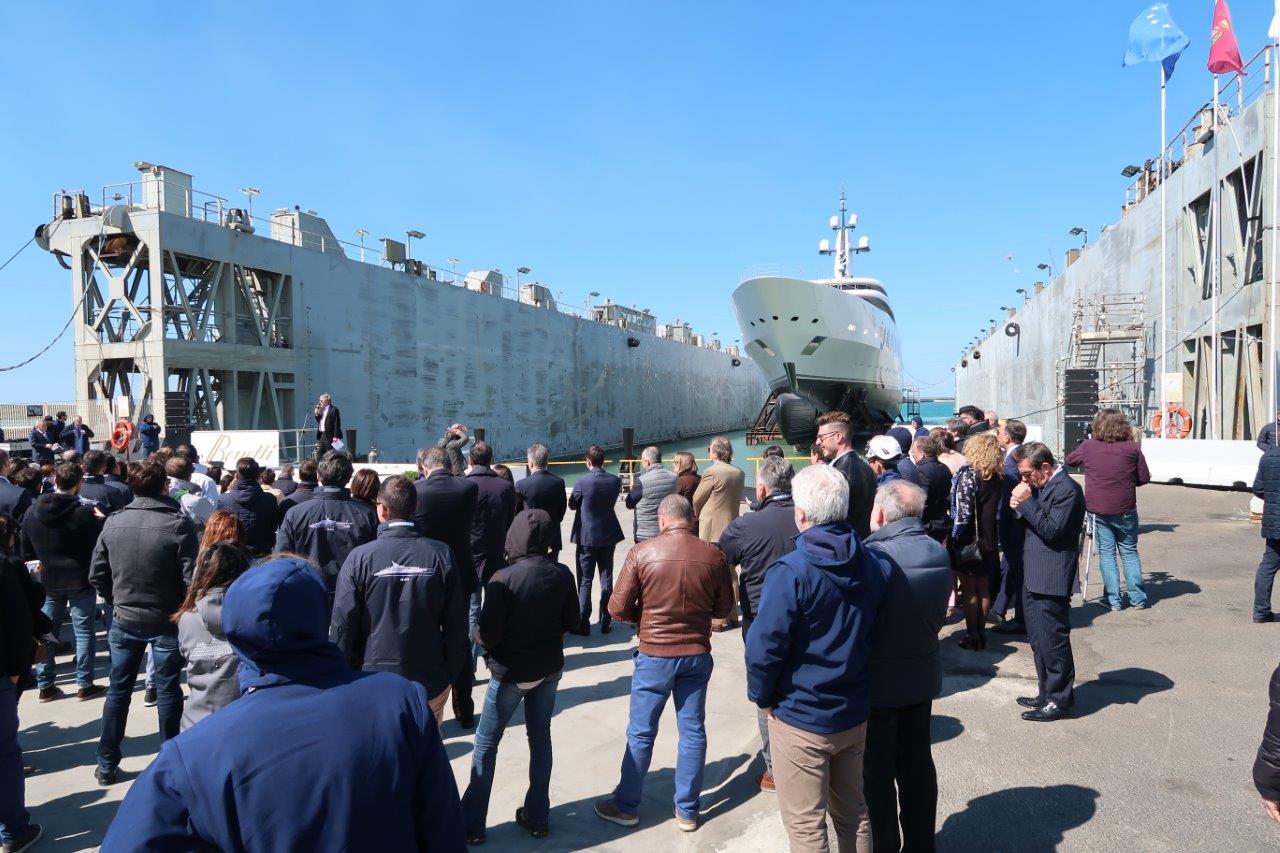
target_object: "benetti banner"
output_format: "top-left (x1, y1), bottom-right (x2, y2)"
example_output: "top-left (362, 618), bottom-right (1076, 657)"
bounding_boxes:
top-left (191, 430), bottom-right (280, 468)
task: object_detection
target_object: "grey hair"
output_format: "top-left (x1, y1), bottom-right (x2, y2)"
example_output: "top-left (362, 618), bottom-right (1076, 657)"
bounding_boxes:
top-left (527, 443), bottom-right (549, 469)
top-left (657, 493), bottom-right (695, 523)
top-left (641, 446), bottom-right (661, 465)
top-left (280, 463), bottom-right (294, 477)
top-left (792, 464), bottom-right (848, 525)
top-left (874, 480), bottom-right (925, 524)
top-left (709, 436), bottom-right (733, 462)
top-left (758, 456), bottom-right (794, 495)
top-left (417, 446), bottom-right (447, 472)
top-left (945, 417), bottom-right (966, 433)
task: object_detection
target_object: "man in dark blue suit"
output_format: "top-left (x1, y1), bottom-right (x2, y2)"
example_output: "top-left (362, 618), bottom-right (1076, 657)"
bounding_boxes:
top-left (0, 450), bottom-right (33, 523)
top-left (569, 445), bottom-right (624, 636)
top-left (514, 443), bottom-right (567, 562)
top-left (992, 419), bottom-right (1028, 634)
top-left (1010, 441), bottom-right (1086, 722)
top-left (412, 446), bottom-right (480, 727)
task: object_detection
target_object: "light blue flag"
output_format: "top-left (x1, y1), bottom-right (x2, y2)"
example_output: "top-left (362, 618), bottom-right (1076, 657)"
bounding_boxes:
top-left (1123, 3), bottom-right (1191, 78)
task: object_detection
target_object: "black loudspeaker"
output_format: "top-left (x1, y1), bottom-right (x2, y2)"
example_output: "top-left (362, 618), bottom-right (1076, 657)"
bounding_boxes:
top-left (1063, 369), bottom-right (1099, 382)
top-left (1063, 418), bottom-right (1092, 459)
top-left (1064, 403), bottom-right (1099, 418)
top-left (162, 391), bottom-right (191, 448)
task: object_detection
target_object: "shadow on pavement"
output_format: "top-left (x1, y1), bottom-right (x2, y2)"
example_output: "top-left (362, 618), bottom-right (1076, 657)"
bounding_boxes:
top-left (481, 753), bottom-right (755, 850)
top-left (1143, 571), bottom-right (1201, 606)
top-left (937, 629), bottom-right (1018, 700)
top-left (23, 787), bottom-right (121, 853)
top-left (931, 715), bottom-right (963, 745)
top-left (1072, 667), bottom-right (1174, 719)
top-left (937, 783), bottom-right (1099, 850)
top-left (1137, 522), bottom-right (1178, 534)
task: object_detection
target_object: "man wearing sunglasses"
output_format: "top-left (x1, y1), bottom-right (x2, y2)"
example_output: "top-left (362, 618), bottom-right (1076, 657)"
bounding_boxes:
top-left (1009, 442), bottom-right (1085, 723)
top-left (812, 412), bottom-right (877, 538)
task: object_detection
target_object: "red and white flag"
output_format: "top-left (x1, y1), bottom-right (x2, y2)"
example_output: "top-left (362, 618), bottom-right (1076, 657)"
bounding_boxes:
top-left (1208, 0), bottom-right (1245, 75)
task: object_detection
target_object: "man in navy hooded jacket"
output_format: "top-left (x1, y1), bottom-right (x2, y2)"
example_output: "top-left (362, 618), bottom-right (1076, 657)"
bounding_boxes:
top-left (745, 464), bottom-right (889, 853)
top-left (101, 556), bottom-right (464, 852)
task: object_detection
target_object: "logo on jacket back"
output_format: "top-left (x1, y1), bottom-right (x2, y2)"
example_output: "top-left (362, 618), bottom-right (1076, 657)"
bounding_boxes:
top-left (373, 562), bottom-right (437, 581)
top-left (309, 518), bottom-right (354, 532)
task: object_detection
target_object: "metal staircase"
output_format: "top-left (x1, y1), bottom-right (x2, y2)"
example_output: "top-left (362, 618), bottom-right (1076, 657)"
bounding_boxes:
top-left (1060, 293), bottom-right (1147, 448)
top-left (746, 390), bottom-right (783, 446)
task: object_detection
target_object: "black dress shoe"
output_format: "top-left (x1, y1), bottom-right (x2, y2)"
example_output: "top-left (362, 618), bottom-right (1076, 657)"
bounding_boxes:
top-left (1021, 701), bottom-right (1069, 722)
top-left (1016, 696), bottom-right (1043, 709)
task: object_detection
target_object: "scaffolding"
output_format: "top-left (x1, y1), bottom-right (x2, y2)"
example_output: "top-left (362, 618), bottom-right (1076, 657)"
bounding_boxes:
top-left (1061, 293), bottom-right (1147, 446)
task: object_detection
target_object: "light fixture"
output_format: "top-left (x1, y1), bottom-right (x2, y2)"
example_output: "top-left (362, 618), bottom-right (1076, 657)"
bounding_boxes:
top-left (405, 229), bottom-right (425, 259)
top-left (355, 228), bottom-right (369, 263)
top-left (1037, 262), bottom-right (1051, 271)
top-left (1000, 305), bottom-right (1008, 311)
top-left (1121, 164), bottom-right (1141, 177)
top-left (446, 257), bottom-right (460, 278)
top-left (239, 187), bottom-right (260, 218)
top-left (1069, 226), bottom-right (1088, 245)
top-left (1016, 288), bottom-right (1027, 295)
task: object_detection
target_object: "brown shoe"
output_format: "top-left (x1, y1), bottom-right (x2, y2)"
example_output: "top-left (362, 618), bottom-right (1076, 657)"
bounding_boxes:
top-left (77, 684), bottom-right (107, 701)
top-left (757, 771), bottom-right (775, 792)
top-left (37, 686), bottom-right (64, 703)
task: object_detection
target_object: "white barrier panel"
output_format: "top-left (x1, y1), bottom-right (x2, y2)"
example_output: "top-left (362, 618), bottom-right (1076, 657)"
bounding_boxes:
top-left (191, 431), bottom-right (280, 468)
top-left (1141, 439), bottom-right (1260, 488)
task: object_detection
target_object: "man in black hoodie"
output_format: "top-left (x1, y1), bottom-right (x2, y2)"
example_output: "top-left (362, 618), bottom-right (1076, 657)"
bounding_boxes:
top-left (90, 462), bottom-right (198, 786)
top-left (20, 463), bottom-right (106, 702)
top-left (216, 457), bottom-right (279, 555)
top-left (277, 453), bottom-right (377, 600)
top-left (463, 509), bottom-right (579, 843)
top-left (330, 475), bottom-right (466, 725)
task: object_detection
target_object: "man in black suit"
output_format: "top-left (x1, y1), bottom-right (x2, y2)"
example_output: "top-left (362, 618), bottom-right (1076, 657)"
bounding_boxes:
top-left (568, 445), bottom-right (624, 635)
top-left (514, 443), bottom-right (567, 562)
top-left (413, 446), bottom-right (480, 726)
top-left (313, 393), bottom-right (342, 459)
top-left (30, 417), bottom-right (59, 466)
top-left (465, 442), bottom-right (516, 587)
top-left (813, 411), bottom-right (877, 538)
top-left (1010, 441), bottom-right (1086, 722)
top-left (992, 419), bottom-right (1028, 634)
top-left (0, 450), bottom-right (33, 523)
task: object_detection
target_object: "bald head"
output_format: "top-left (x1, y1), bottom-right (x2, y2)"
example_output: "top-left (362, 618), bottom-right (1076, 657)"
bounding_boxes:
top-left (657, 494), bottom-right (695, 532)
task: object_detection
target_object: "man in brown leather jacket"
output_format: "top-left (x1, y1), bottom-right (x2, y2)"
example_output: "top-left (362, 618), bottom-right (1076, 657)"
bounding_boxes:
top-left (594, 494), bottom-right (734, 834)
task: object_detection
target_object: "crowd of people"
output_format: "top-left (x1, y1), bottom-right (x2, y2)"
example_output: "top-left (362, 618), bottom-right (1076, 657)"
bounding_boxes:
top-left (2, 395), bottom-right (1279, 851)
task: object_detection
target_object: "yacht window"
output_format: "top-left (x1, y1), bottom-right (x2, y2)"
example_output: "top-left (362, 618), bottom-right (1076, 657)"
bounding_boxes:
top-left (800, 336), bottom-right (826, 356)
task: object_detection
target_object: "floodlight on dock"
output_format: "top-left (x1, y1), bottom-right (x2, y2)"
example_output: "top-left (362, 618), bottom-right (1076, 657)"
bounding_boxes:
top-left (239, 187), bottom-right (260, 218)
top-left (1069, 226), bottom-right (1088, 245)
top-left (406, 229), bottom-right (425, 258)
top-left (355, 228), bottom-right (369, 262)
top-left (1121, 165), bottom-right (1141, 177)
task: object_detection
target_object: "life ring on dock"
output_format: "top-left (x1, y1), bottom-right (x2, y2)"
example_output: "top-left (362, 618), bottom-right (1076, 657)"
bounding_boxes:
top-left (110, 418), bottom-right (135, 451)
top-left (1150, 405), bottom-right (1192, 439)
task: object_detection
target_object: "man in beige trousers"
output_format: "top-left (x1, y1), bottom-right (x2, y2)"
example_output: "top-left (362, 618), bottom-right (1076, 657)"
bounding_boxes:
top-left (744, 464), bottom-right (891, 852)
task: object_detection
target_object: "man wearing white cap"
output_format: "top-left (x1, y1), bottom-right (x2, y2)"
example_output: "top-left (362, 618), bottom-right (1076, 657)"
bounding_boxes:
top-left (866, 436), bottom-right (904, 487)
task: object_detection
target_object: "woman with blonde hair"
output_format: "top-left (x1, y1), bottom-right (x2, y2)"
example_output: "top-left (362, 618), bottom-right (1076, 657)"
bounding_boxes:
top-left (949, 432), bottom-right (1003, 650)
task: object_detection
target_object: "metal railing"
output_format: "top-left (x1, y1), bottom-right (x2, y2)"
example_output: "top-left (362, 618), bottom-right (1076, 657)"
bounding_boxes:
top-left (84, 178), bottom-right (739, 349)
top-left (1124, 45), bottom-right (1273, 208)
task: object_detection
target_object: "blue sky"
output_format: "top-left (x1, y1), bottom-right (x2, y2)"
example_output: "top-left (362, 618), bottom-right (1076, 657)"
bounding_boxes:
top-left (1, 1), bottom-right (1274, 403)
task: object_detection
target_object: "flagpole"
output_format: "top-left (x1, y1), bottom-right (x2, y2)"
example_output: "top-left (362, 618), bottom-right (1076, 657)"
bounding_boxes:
top-left (1272, 40), bottom-right (1279, 440)
top-left (1159, 62), bottom-right (1168, 438)
top-left (1211, 74), bottom-right (1221, 440)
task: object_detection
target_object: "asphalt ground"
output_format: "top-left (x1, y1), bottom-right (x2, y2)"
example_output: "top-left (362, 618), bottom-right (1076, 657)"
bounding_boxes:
top-left (14, 481), bottom-right (1280, 851)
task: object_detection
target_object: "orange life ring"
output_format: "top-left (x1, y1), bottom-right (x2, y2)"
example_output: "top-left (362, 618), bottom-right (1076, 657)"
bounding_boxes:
top-left (1150, 405), bottom-right (1192, 439)
top-left (110, 418), bottom-right (135, 450)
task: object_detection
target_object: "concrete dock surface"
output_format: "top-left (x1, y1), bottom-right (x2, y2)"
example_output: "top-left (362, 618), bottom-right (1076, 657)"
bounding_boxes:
top-left (15, 482), bottom-right (1280, 851)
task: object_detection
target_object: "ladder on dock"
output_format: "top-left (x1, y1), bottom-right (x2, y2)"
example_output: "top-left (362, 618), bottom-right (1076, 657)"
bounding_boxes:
top-left (1061, 293), bottom-right (1147, 449)
top-left (746, 390), bottom-right (783, 446)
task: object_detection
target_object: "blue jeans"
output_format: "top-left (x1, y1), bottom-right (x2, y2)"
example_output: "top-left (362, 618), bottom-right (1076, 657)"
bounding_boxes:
top-left (613, 651), bottom-right (713, 819)
top-left (462, 672), bottom-right (562, 834)
top-left (35, 587), bottom-right (98, 689)
top-left (97, 623), bottom-right (183, 771)
top-left (1256, 539), bottom-right (1280, 619)
top-left (0, 680), bottom-right (28, 845)
top-left (1093, 511), bottom-right (1146, 609)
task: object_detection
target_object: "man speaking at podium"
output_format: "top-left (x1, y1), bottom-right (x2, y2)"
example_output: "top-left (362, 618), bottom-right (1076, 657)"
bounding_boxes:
top-left (314, 394), bottom-right (343, 459)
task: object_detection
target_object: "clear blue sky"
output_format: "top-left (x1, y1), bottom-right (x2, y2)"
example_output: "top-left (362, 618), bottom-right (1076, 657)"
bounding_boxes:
top-left (0, 1), bottom-right (1274, 403)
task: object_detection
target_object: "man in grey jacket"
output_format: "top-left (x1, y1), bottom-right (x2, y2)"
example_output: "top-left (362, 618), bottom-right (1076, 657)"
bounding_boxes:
top-left (89, 462), bottom-right (199, 786)
top-left (862, 480), bottom-right (953, 852)
top-left (624, 447), bottom-right (678, 543)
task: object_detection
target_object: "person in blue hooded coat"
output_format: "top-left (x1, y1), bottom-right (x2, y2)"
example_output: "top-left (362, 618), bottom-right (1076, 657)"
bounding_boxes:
top-left (101, 556), bottom-right (465, 852)
top-left (745, 464), bottom-right (890, 853)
